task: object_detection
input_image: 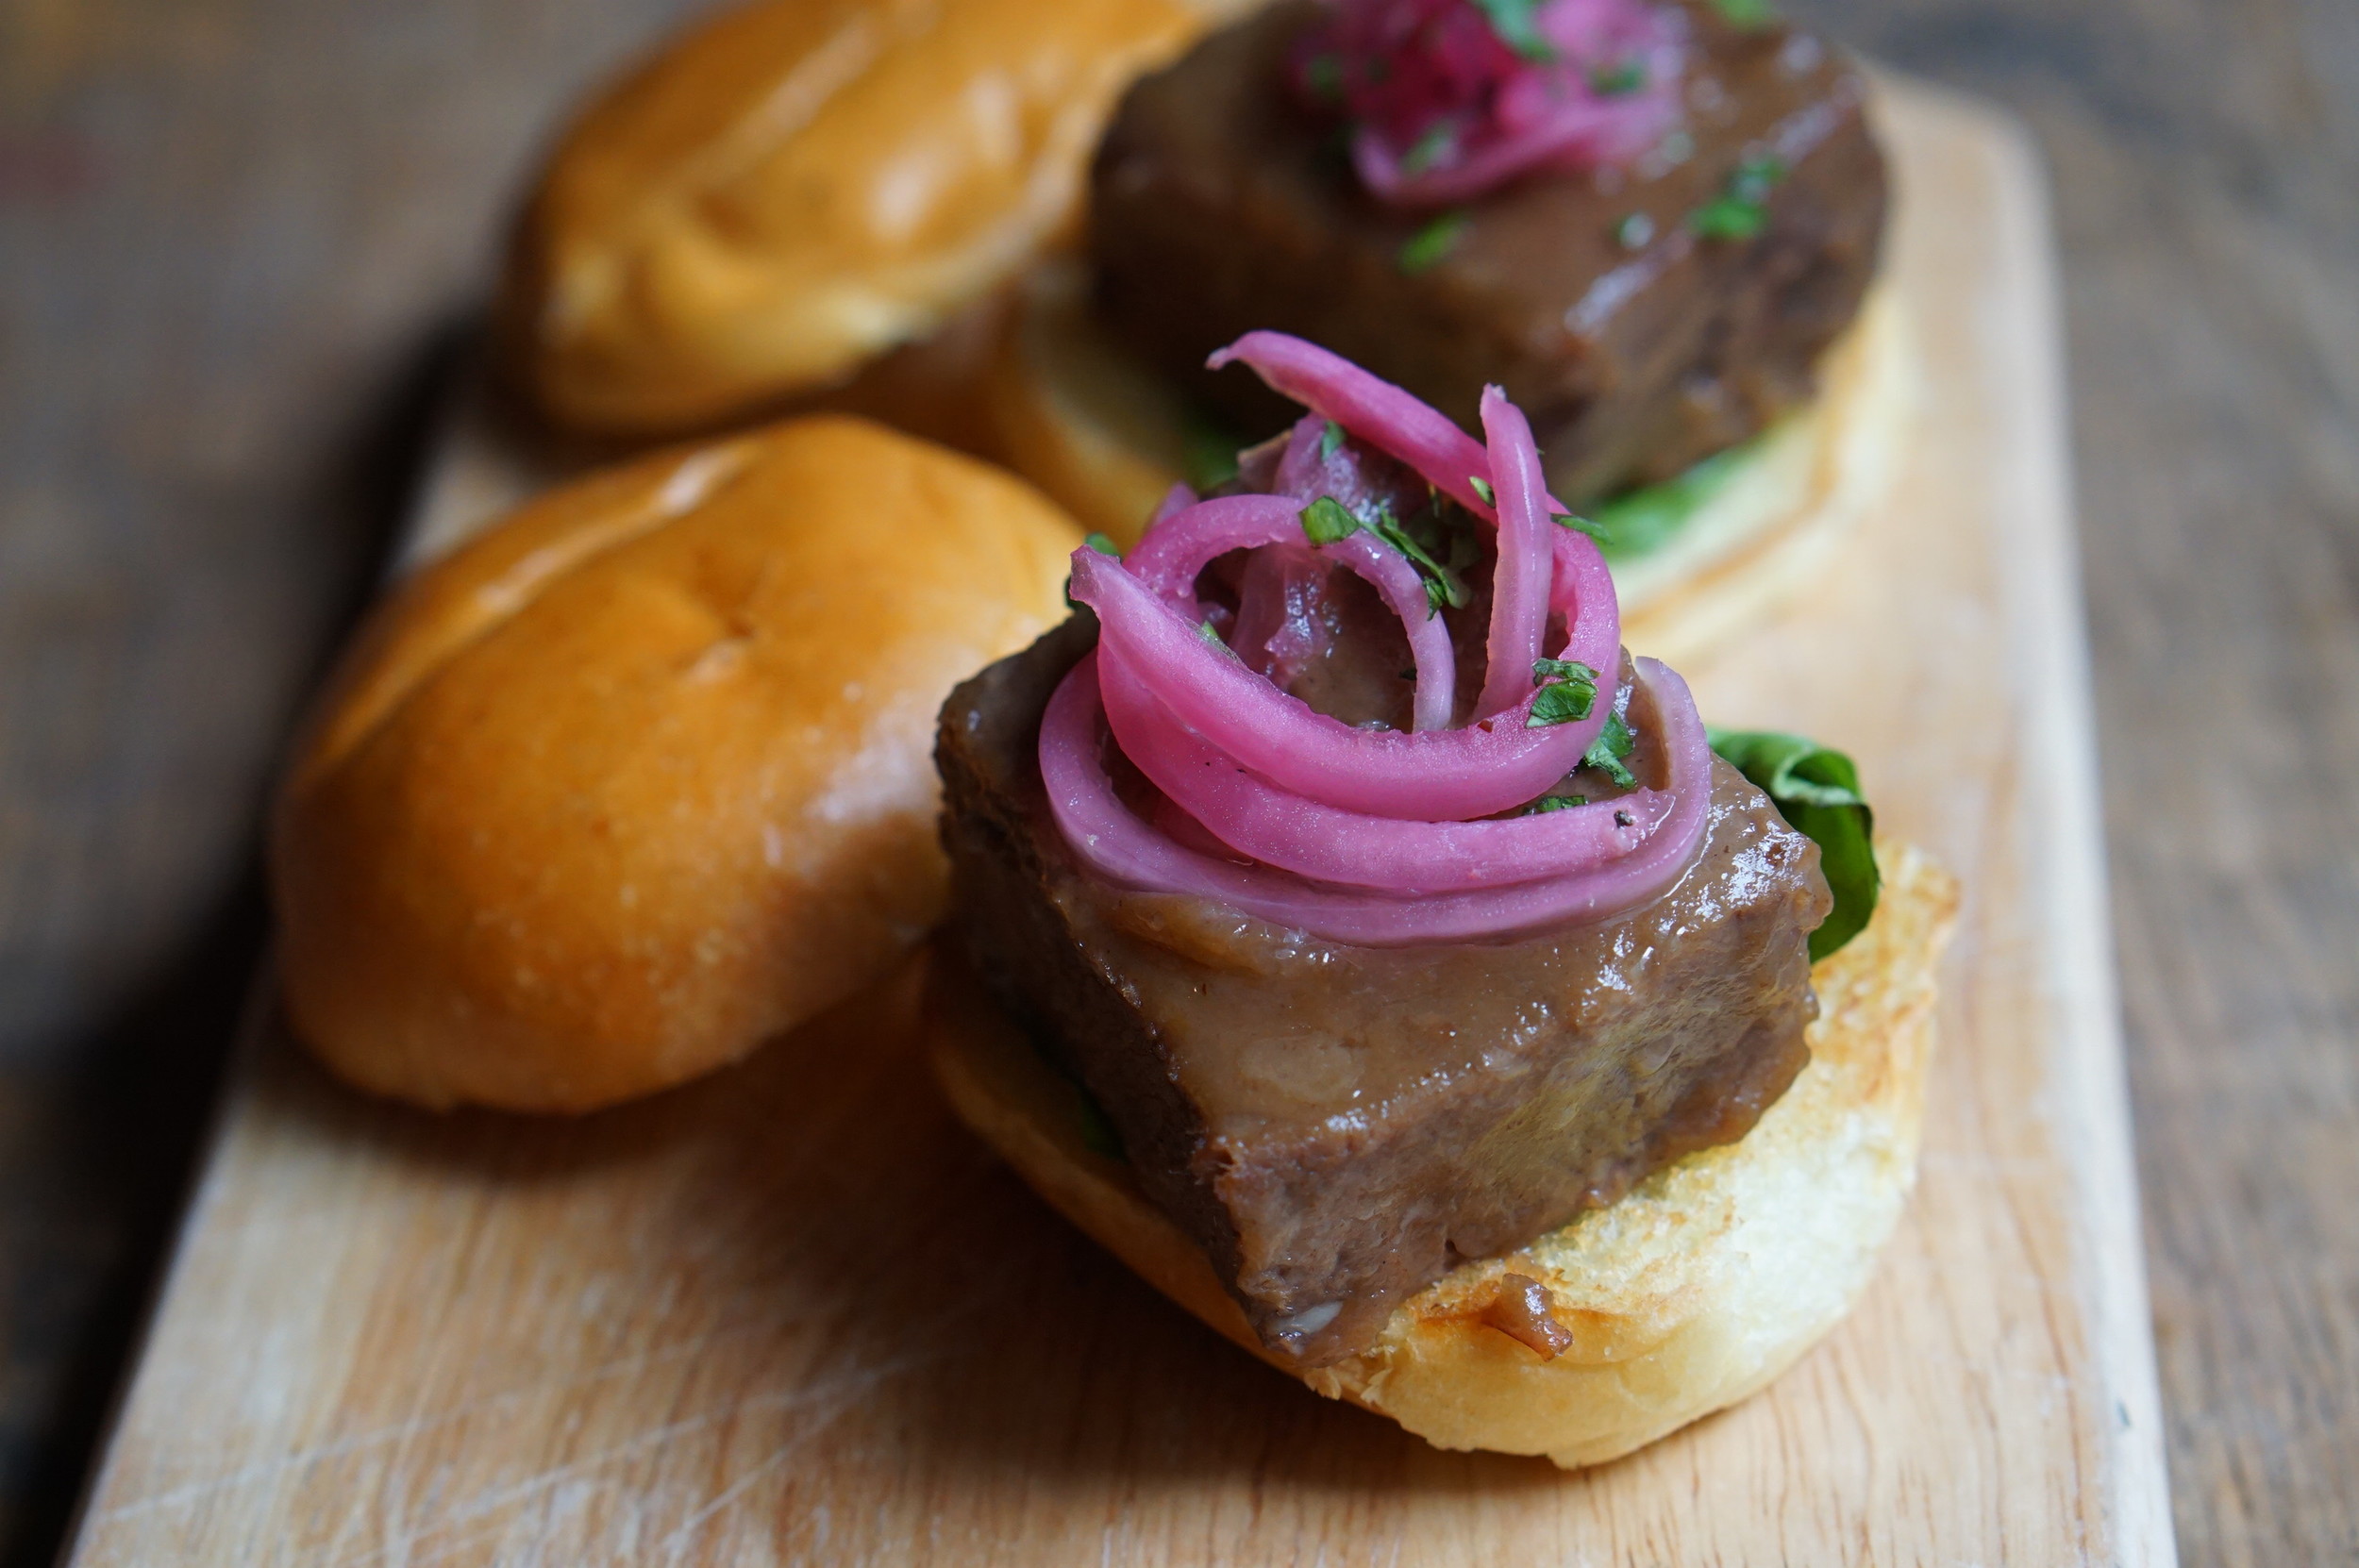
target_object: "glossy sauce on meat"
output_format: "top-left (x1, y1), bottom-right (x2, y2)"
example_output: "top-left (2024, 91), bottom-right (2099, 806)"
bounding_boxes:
top-left (937, 620), bottom-right (1831, 1364)
top-left (1090, 0), bottom-right (1887, 503)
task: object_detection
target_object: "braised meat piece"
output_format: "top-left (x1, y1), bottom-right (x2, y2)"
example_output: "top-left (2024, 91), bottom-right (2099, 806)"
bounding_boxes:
top-left (1090, 0), bottom-right (1887, 503)
top-left (936, 618), bottom-right (1831, 1366)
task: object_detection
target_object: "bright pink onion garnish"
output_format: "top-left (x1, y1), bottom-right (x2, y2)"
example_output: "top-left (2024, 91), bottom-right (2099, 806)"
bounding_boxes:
top-left (1123, 491), bottom-right (1458, 733)
top-left (1294, 0), bottom-right (1688, 209)
top-left (1034, 331), bottom-right (1709, 945)
top-left (1040, 655), bottom-right (1714, 943)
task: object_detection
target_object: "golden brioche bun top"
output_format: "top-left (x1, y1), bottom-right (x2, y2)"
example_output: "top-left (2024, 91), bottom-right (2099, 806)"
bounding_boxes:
top-left (504, 0), bottom-right (1209, 436)
top-left (276, 417), bottom-right (1080, 1111)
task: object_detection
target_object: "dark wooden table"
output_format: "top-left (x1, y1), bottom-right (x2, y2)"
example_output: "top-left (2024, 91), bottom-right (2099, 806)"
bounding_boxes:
top-left (0, 1), bottom-right (2349, 1562)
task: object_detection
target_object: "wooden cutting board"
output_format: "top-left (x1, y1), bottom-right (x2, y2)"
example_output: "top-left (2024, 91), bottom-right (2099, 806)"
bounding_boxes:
top-left (60, 79), bottom-right (2178, 1565)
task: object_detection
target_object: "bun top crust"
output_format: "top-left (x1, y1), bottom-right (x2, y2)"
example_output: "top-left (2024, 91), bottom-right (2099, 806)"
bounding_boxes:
top-left (502, 0), bottom-right (1203, 436)
top-left (273, 418), bottom-right (1079, 1112)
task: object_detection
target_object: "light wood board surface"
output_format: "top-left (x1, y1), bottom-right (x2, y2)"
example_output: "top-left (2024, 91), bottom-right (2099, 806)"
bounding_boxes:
top-left (59, 82), bottom-right (2175, 1566)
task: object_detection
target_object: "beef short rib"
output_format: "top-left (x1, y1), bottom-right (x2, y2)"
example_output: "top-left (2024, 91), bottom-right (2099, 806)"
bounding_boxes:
top-left (1090, 0), bottom-right (1887, 505)
top-left (936, 619), bottom-right (1831, 1366)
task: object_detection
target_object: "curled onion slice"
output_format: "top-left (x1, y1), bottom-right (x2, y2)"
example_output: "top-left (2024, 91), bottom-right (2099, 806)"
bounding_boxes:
top-left (1098, 642), bottom-right (1675, 893)
top-left (1039, 654), bottom-right (1713, 945)
top-left (1120, 492), bottom-right (1457, 733)
top-left (1297, 0), bottom-right (1687, 210)
top-left (1071, 544), bottom-right (1610, 821)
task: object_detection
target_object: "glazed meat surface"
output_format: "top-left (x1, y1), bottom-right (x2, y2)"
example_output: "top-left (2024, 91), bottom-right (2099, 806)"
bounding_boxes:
top-left (1090, 0), bottom-right (1886, 504)
top-left (936, 619), bottom-right (1831, 1365)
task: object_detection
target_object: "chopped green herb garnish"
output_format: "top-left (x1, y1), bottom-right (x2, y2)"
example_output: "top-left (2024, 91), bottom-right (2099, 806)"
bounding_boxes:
top-left (1521, 792), bottom-right (1590, 815)
top-left (1401, 122), bottom-right (1458, 175)
top-left (1589, 58), bottom-right (1647, 96)
top-left (1319, 420), bottom-right (1347, 462)
top-left (1583, 710), bottom-right (1638, 788)
top-left (1369, 504), bottom-right (1472, 614)
top-left (1197, 620), bottom-right (1236, 658)
top-left (1472, 0), bottom-right (1557, 60)
top-left (1468, 475), bottom-right (1496, 507)
top-left (1298, 494), bottom-right (1362, 545)
top-left (1614, 211), bottom-right (1655, 250)
top-left (1706, 0), bottom-right (1778, 28)
top-left (1707, 729), bottom-right (1879, 959)
top-left (1552, 510), bottom-right (1611, 542)
top-left (1530, 659), bottom-right (1600, 727)
top-left (1397, 210), bottom-right (1470, 275)
top-left (1688, 194), bottom-right (1767, 241)
top-left (1528, 679), bottom-right (1598, 727)
top-left (1303, 51), bottom-right (1345, 101)
top-left (1687, 154), bottom-right (1787, 242)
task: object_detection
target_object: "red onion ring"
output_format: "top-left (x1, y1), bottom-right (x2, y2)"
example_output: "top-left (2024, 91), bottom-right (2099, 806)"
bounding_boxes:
top-left (1041, 333), bottom-right (1702, 946)
top-left (1072, 544), bottom-right (1610, 821)
top-left (1298, 0), bottom-right (1687, 210)
top-left (1122, 492), bottom-right (1457, 733)
top-left (1208, 333), bottom-right (1504, 518)
top-left (1097, 642), bottom-right (1676, 892)
top-left (1039, 654), bottom-right (1713, 944)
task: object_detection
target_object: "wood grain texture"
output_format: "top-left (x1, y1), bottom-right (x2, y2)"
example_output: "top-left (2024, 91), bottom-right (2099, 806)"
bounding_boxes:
top-left (56, 86), bottom-right (2176, 1566)
top-left (1788, 7), bottom-right (2359, 1562)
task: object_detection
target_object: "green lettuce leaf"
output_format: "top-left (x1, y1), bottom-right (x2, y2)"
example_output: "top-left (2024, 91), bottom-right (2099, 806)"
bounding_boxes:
top-left (1707, 728), bottom-right (1880, 960)
top-left (1582, 439), bottom-right (1759, 559)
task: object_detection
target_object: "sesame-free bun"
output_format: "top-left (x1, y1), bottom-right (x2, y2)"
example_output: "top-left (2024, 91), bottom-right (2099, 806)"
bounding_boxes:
top-left (500, 0), bottom-right (1228, 438)
top-left (272, 417), bottom-right (1079, 1113)
top-left (928, 842), bottom-right (1956, 1467)
top-left (985, 259), bottom-right (1916, 668)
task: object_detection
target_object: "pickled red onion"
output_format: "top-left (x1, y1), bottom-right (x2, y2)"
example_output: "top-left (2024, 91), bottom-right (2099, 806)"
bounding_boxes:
top-left (1295, 0), bottom-right (1687, 209)
top-left (1121, 491), bottom-right (1457, 733)
top-left (1040, 655), bottom-right (1714, 944)
top-left (1041, 332), bottom-right (1708, 945)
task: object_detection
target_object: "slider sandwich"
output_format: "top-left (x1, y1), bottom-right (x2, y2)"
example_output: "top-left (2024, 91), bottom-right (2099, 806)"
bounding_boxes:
top-left (930, 338), bottom-right (1953, 1464)
top-left (991, 0), bottom-right (1914, 663)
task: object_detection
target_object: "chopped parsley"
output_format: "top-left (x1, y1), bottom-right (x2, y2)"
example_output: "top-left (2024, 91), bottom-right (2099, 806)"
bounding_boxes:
top-left (1082, 532), bottom-right (1120, 558)
top-left (1468, 475), bottom-right (1496, 506)
top-left (1527, 658), bottom-right (1600, 726)
top-left (1583, 710), bottom-right (1638, 789)
top-left (1298, 494), bottom-right (1361, 545)
top-left (1706, 0), bottom-right (1779, 28)
top-left (1402, 122), bottom-right (1458, 175)
top-left (1614, 211), bottom-right (1655, 250)
top-left (1473, 0), bottom-right (1557, 61)
top-left (1521, 792), bottom-right (1590, 815)
top-left (1706, 729), bottom-right (1879, 959)
top-left (1589, 58), bottom-right (1647, 96)
top-left (1197, 619), bottom-right (1232, 655)
top-left (1371, 504), bottom-right (1474, 614)
top-left (1319, 420), bottom-right (1347, 462)
top-left (1397, 210), bottom-right (1470, 274)
top-left (1687, 153), bottom-right (1788, 242)
top-left (1298, 492), bottom-right (1474, 616)
top-left (1553, 509), bottom-right (1610, 541)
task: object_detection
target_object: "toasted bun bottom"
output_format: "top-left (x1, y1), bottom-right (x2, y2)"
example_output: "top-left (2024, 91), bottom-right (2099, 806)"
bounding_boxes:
top-left (984, 259), bottom-right (1916, 669)
top-left (928, 842), bottom-right (1957, 1468)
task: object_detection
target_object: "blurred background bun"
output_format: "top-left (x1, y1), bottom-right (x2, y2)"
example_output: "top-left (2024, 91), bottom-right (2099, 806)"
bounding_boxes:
top-left (271, 417), bottom-right (1079, 1112)
top-left (498, 0), bottom-right (1244, 438)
